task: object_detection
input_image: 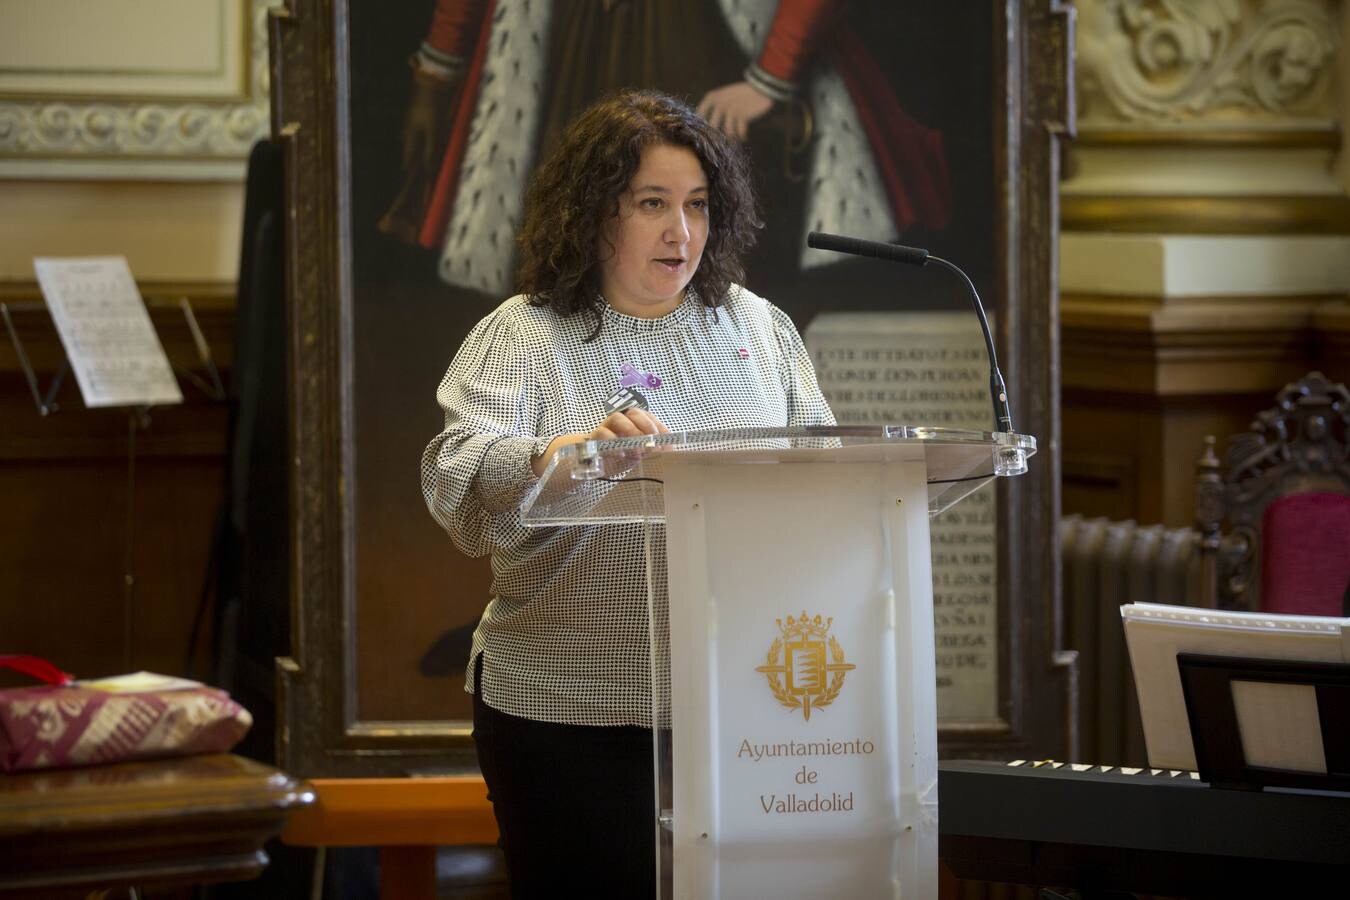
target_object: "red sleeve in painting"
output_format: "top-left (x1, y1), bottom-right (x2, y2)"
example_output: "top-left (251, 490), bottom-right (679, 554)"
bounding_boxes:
top-left (756, 0), bottom-right (847, 84)
top-left (418, 0), bottom-right (497, 247)
top-left (425, 0), bottom-right (490, 59)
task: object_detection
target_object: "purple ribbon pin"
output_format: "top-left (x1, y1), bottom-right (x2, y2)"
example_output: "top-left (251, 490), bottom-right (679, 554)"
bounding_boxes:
top-left (619, 363), bottom-right (662, 390)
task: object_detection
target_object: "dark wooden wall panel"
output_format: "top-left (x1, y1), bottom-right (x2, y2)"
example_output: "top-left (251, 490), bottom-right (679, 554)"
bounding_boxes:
top-left (0, 394), bottom-right (228, 685)
top-left (0, 286), bottom-right (233, 689)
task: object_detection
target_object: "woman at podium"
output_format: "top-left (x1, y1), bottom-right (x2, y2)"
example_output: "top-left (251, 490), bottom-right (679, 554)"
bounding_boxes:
top-left (420, 89), bottom-right (834, 897)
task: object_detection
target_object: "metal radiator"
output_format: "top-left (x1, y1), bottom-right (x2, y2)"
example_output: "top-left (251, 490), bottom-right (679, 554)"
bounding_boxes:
top-left (1059, 515), bottom-right (1202, 767)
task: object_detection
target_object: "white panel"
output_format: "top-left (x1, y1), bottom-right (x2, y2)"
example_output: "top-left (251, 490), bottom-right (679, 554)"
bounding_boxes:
top-left (1161, 235), bottom-right (1350, 296)
top-left (1232, 681), bottom-right (1328, 774)
top-left (0, 0), bottom-right (242, 98)
top-left (1060, 233), bottom-right (1350, 297)
top-left (1060, 233), bottom-right (1169, 296)
top-left (664, 453), bottom-right (937, 899)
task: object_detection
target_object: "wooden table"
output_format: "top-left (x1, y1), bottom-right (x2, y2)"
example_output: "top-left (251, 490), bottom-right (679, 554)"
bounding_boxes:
top-left (281, 776), bottom-right (498, 900)
top-left (0, 753), bottom-right (312, 899)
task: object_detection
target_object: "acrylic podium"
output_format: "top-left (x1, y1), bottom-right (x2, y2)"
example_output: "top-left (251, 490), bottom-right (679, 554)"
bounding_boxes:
top-left (520, 426), bottom-right (1035, 900)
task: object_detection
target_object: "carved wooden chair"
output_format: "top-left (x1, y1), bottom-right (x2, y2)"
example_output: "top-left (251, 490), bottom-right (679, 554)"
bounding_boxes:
top-left (1195, 372), bottom-right (1350, 614)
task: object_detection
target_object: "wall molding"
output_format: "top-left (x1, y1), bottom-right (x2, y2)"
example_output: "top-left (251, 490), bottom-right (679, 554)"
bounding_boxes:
top-left (1072, 126), bottom-right (1341, 147)
top-left (1063, 193), bottom-right (1350, 233)
top-left (1061, 294), bottom-right (1347, 394)
top-left (0, 0), bottom-right (270, 180)
top-left (1077, 0), bottom-right (1340, 127)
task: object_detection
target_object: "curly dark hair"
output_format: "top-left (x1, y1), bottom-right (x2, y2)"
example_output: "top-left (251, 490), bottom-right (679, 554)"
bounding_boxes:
top-left (515, 89), bottom-right (761, 332)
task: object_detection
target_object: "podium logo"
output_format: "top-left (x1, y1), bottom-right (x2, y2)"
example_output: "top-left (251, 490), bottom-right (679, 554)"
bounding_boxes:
top-left (755, 612), bottom-right (856, 721)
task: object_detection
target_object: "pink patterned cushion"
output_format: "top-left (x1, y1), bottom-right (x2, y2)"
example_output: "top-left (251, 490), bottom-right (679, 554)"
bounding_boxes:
top-left (1261, 491), bottom-right (1350, 616)
top-left (0, 684), bottom-right (252, 772)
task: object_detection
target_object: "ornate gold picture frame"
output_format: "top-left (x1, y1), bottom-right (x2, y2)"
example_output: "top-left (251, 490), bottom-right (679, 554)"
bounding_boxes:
top-left (271, 0), bottom-right (1075, 777)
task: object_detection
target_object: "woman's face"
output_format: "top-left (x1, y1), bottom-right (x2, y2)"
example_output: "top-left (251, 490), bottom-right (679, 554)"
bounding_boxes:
top-left (598, 142), bottom-right (709, 318)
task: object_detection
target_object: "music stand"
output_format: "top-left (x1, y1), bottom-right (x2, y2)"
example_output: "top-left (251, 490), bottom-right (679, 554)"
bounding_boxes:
top-left (1177, 652), bottom-right (1350, 795)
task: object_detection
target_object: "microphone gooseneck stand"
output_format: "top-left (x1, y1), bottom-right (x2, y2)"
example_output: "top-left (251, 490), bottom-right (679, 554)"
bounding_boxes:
top-left (805, 231), bottom-right (1014, 435)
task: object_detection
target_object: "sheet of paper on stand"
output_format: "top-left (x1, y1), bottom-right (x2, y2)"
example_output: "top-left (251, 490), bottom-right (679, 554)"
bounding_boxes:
top-left (1121, 602), bottom-right (1349, 771)
top-left (33, 255), bottom-right (183, 408)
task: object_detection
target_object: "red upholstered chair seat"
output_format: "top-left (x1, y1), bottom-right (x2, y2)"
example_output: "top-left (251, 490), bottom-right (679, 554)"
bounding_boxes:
top-left (1195, 372), bottom-right (1350, 612)
top-left (1260, 491), bottom-right (1350, 616)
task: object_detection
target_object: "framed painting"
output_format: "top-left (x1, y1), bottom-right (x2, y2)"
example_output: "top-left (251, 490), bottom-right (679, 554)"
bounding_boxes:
top-left (271, 0), bottom-right (1075, 777)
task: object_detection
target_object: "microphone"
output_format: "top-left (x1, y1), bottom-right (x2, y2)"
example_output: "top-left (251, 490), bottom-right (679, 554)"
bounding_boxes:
top-left (807, 231), bottom-right (1014, 435)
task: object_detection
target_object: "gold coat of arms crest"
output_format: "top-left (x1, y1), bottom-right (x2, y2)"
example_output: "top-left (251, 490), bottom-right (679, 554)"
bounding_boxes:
top-left (755, 612), bottom-right (857, 721)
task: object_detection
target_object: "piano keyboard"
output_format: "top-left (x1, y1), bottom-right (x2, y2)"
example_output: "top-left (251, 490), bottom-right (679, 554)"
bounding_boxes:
top-left (938, 758), bottom-right (1350, 893)
top-left (1002, 758), bottom-right (1201, 780)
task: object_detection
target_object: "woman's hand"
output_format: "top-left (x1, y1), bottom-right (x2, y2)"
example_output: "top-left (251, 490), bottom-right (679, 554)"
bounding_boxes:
top-left (531, 409), bottom-right (670, 477)
top-left (587, 407), bottom-right (670, 441)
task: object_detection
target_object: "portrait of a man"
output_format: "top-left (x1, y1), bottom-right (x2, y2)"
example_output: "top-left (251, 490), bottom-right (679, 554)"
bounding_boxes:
top-left (345, 0), bottom-right (993, 723)
top-left (378, 0), bottom-right (953, 300)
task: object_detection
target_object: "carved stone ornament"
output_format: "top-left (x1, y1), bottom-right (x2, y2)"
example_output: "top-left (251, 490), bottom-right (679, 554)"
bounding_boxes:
top-left (0, 0), bottom-right (271, 179)
top-left (1076, 0), bottom-right (1339, 125)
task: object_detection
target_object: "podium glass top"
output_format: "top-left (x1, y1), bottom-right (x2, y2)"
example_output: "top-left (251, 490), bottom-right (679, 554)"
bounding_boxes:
top-left (520, 425), bottom-right (1035, 525)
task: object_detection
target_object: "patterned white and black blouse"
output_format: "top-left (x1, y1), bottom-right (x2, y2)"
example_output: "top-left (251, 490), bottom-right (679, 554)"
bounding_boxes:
top-left (420, 285), bottom-right (835, 726)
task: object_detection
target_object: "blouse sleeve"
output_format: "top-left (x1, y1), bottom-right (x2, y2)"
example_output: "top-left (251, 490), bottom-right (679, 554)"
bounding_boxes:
top-left (419, 307), bottom-right (551, 558)
top-left (769, 303), bottom-right (837, 427)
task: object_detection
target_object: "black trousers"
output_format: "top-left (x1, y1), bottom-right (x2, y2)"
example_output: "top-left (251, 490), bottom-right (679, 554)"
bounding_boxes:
top-left (471, 656), bottom-right (656, 899)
